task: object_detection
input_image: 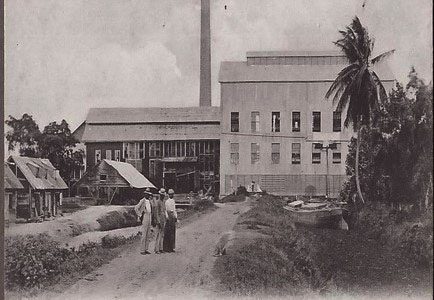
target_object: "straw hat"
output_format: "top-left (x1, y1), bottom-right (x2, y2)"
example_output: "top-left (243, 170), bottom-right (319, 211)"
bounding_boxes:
top-left (144, 188), bottom-right (153, 195)
top-left (159, 188), bottom-right (166, 195)
top-left (168, 189), bottom-right (175, 195)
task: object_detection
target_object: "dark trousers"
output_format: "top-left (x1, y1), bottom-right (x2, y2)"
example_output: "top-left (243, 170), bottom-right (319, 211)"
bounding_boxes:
top-left (163, 212), bottom-right (176, 252)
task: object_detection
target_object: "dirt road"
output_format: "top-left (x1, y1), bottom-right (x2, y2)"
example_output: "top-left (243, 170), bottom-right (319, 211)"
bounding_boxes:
top-left (47, 201), bottom-right (250, 300)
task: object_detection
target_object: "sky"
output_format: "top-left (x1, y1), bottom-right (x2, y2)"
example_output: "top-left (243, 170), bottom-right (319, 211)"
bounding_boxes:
top-left (5, 0), bottom-right (433, 132)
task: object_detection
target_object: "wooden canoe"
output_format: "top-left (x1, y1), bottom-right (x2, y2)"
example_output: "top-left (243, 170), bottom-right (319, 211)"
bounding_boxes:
top-left (283, 205), bottom-right (343, 229)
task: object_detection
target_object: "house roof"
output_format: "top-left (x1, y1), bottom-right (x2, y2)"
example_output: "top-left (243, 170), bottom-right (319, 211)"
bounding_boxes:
top-left (246, 50), bottom-right (345, 57)
top-left (219, 61), bottom-right (395, 83)
top-left (80, 123), bottom-right (220, 142)
top-left (86, 106), bottom-right (220, 124)
top-left (9, 156), bottom-right (68, 190)
top-left (4, 163), bottom-right (24, 190)
top-left (103, 160), bottom-right (156, 189)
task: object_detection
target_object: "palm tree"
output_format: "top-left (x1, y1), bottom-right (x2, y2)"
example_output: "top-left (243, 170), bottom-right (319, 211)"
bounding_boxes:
top-left (326, 16), bottom-right (394, 204)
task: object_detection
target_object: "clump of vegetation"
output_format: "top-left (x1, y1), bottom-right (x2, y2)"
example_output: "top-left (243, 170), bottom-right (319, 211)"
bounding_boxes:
top-left (5, 233), bottom-right (138, 293)
top-left (192, 198), bottom-right (215, 211)
top-left (96, 207), bottom-right (140, 231)
top-left (214, 195), bottom-right (331, 296)
top-left (219, 194), bottom-right (246, 203)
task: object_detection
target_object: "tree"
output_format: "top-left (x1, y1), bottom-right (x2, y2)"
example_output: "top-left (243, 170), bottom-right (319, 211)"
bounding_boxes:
top-left (38, 120), bottom-right (85, 187)
top-left (5, 114), bottom-right (41, 157)
top-left (341, 70), bottom-right (433, 213)
top-left (326, 16), bottom-right (394, 204)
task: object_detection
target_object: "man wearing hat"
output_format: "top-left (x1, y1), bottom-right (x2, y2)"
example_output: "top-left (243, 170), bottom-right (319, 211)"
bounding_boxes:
top-left (163, 189), bottom-right (178, 252)
top-left (154, 188), bottom-right (168, 254)
top-left (134, 188), bottom-right (153, 255)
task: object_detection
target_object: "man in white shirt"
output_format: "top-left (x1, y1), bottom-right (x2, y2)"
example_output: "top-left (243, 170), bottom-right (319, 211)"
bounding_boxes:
top-left (135, 188), bottom-right (153, 255)
top-left (163, 189), bottom-right (178, 252)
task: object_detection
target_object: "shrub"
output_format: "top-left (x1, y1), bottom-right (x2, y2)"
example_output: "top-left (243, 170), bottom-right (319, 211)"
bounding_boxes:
top-left (236, 185), bottom-right (248, 196)
top-left (4, 234), bottom-right (70, 290)
top-left (220, 194), bottom-right (245, 203)
top-left (398, 223), bottom-right (433, 268)
top-left (101, 235), bottom-right (128, 249)
top-left (96, 207), bottom-right (140, 231)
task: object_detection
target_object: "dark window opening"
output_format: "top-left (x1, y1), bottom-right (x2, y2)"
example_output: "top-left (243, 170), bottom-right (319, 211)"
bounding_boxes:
top-left (312, 112), bottom-right (321, 132)
top-left (333, 111), bottom-right (341, 132)
top-left (272, 112), bottom-right (280, 132)
top-left (231, 112), bottom-right (239, 132)
top-left (292, 112), bottom-right (300, 132)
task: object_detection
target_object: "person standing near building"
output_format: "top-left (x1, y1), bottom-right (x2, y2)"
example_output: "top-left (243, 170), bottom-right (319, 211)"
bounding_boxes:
top-left (163, 189), bottom-right (178, 252)
top-left (154, 188), bottom-right (168, 254)
top-left (134, 188), bottom-right (153, 255)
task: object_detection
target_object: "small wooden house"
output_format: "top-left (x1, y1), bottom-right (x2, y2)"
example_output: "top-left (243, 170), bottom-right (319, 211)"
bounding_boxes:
top-left (4, 162), bottom-right (25, 224)
top-left (7, 156), bottom-right (68, 220)
top-left (74, 159), bottom-right (156, 204)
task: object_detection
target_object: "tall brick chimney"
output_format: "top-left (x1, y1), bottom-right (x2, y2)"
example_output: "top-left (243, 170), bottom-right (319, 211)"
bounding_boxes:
top-left (199, 0), bottom-right (211, 107)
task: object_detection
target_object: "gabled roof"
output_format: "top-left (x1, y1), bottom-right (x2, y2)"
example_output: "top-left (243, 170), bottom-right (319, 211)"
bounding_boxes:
top-left (219, 61), bottom-right (395, 83)
top-left (86, 106), bottom-right (220, 124)
top-left (4, 163), bottom-right (24, 190)
top-left (9, 156), bottom-right (68, 190)
top-left (103, 160), bottom-right (156, 189)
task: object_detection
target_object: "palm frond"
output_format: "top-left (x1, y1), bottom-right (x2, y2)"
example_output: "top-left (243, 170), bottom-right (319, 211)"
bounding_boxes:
top-left (325, 63), bottom-right (359, 99)
top-left (371, 70), bottom-right (388, 102)
top-left (371, 49), bottom-right (395, 65)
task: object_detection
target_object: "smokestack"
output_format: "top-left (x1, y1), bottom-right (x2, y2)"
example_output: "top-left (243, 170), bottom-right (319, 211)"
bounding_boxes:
top-left (199, 0), bottom-right (211, 107)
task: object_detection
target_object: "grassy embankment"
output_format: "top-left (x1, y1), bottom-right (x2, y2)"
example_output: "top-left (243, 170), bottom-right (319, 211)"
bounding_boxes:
top-left (213, 194), bottom-right (433, 297)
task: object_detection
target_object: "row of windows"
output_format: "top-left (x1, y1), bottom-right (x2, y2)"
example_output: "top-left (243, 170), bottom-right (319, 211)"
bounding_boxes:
top-left (95, 149), bottom-right (121, 164)
top-left (230, 142), bottom-right (342, 165)
top-left (231, 111), bottom-right (342, 133)
top-left (95, 141), bottom-right (217, 164)
top-left (247, 56), bottom-right (348, 66)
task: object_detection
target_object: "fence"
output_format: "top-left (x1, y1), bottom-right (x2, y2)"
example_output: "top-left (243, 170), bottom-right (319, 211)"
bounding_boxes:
top-left (224, 174), bottom-right (347, 198)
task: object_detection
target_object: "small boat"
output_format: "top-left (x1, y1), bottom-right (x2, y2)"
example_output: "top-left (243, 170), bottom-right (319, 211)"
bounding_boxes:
top-left (283, 202), bottom-right (344, 229)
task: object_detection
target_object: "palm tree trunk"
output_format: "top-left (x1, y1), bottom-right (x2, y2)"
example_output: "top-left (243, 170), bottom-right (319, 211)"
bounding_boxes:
top-left (355, 126), bottom-right (366, 204)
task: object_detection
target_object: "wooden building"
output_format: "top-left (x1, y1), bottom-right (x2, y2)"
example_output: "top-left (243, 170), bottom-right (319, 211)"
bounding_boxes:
top-left (74, 159), bottom-right (156, 204)
top-left (7, 156), bottom-right (68, 220)
top-left (74, 107), bottom-right (220, 195)
top-left (218, 51), bottom-right (395, 197)
top-left (4, 162), bottom-right (25, 224)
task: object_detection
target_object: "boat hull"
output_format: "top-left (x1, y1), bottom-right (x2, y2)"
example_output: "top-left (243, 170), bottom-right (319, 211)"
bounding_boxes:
top-left (284, 207), bottom-right (343, 229)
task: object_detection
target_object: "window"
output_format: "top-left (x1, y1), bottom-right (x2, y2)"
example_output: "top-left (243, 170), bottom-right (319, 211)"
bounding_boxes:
top-left (271, 143), bottom-right (280, 164)
top-left (312, 143), bottom-right (322, 164)
top-left (292, 112), bottom-right (301, 132)
top-left (332, 143), bottom-right (342, 163)
top-left (333, 111), bottom-right (342, 132)
top-left (95, 150), bottom-right (101, 164)
top-left (186, 141), bottom-right (196, 157)
top-left (99, 174), bottom-right (107, 181)
top-left (251, 111), bottom-right (260, 133)
top-left (114, 150), bottom-right (121, 161)
top-left (271, 112), bottom-right (280, 132)
top-left (124, 142), bottom-right (143, 159)
top-left (312, 112), bottom-right (321, 132)
top-left (292, 143), bottom-right (301, 164)
top-left (105, 150), bottom-right (112, 160)
top-left (230, 143), bottom-right (239, 165)
top-left (251, 143), bottom-right (260, 164)
top-left (149, 142), bottom-right (163, 157)
top-left (231, 112), bottom-right (239, 132)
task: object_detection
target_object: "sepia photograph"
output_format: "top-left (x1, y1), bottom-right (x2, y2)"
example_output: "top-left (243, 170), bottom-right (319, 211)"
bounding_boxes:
top-left (2, 0), bottom-right (433, 299)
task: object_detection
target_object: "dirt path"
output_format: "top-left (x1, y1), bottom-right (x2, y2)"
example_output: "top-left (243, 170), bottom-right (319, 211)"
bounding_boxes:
top-left (44, 201), bottom-right (250, 300)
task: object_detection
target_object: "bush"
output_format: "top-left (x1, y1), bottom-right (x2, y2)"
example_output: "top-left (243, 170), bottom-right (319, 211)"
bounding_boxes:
top-left (398, 222), bottom-right (433, 269)
top-left (236, 185), bottom-right (248, 196)
top-left (5, 234), bottom-right (70, 290)
top-left (5, 233), bottom-right (140, 292)
top-left (220, 194), bottom-right (246, 203)
top-left (96, 207), bottom-right (140, 231)
top-left (101, 235), bottom-right (128, 249)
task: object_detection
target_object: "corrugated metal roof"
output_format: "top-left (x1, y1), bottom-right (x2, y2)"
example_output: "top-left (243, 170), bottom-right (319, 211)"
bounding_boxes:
top-left (103, 160), bottom-right (156, 189)
top-left (219, 61), bottom-right (395, 83)
top-left (9, 156), bottom-right (68, 190)
top-left (86, 106), bottom-right (220, 124)
top-left (81, 123), bottom-right (220, 142)
top-left (4, 163), bottom-right (24, 190)
top-left (246, 50), bottom-right (344, 57)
